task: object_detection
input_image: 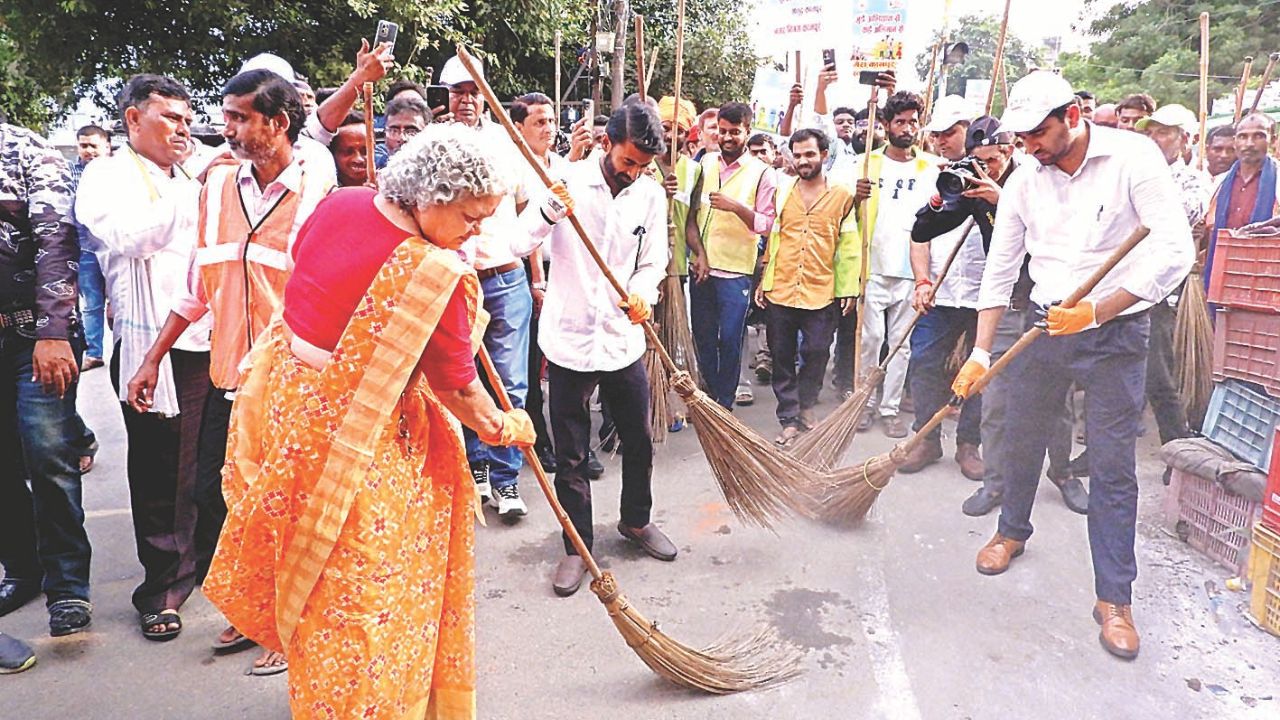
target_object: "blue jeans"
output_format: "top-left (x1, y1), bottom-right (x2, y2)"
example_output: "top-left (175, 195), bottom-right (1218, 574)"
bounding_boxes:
top-left (78, 250), bottom-right (106, 359)
top-left (464, 266), bottom-right (531, 489)
top-left (0, 330), bottom-right (92, 604)
top-left (907, 305), bottom-right (981, 446)
top-left (689, 274), bottom-right (751, 408)
top-left (998, 311), bottom-right (1149, 605)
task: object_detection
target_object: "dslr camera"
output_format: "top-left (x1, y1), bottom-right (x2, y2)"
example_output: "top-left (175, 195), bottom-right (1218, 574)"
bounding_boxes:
top-left (935, 156), bottom-right (988, 210)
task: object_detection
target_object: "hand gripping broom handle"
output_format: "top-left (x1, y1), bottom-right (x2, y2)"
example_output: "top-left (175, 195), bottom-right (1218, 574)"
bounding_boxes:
top-left (455, 45), bottom-right (681, 377)
top-left (477, 345), bottom-right (605, 581)
top-left (903, 225), bottom-right (1152, 451)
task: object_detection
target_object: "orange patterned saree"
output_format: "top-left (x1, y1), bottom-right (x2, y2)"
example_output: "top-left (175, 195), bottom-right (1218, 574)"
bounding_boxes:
top-left (204, 238), bottom-right (482, 719)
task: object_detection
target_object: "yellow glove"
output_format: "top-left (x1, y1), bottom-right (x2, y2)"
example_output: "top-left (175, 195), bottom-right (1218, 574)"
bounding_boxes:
top-left (619, 293), bottom-right (652, 324)
top-left (1045, 301), bottom-right (1098, 336)
top-left (480, 409), bottom-right (537, 448)
top-left (951, 350), bottom-right (991, 400)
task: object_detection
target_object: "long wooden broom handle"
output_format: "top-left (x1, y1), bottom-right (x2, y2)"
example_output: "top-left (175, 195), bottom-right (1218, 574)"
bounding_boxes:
top-left (454, 45), bottom-right (681, 377)
top-left (903, 225), bottom-right (1152, 449)
top-left (851, 85), bottom-right (879, 384)
top-left (985, 0), bottom-right (1013, 115)
top-left (882, 217), bottom-right (977, 362)
top-left (1251, 52), bottom-right (1280, 115)
top-left (477, 345), bottom-right (606, 581)
top-left (1235, 56), bottom-right (1254, 124)
top-left (1197, 13), bottom-right (1210, 172)
top-left (363, 82), bottom-right (376, 185)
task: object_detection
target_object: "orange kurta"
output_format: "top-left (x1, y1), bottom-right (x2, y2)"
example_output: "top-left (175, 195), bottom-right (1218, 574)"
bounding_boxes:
top-left (204, 238), bottom-right (482, 720)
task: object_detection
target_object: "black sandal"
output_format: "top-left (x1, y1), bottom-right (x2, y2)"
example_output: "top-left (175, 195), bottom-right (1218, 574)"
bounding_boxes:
top-left (49, 599), bottom-right (92, 637)
top-left (141, 611), bottom-right (182, 642)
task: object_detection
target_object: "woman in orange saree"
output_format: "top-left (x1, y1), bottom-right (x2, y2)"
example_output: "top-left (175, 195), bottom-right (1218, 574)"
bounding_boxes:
top-left (203, 124), bottom-right (536, 719)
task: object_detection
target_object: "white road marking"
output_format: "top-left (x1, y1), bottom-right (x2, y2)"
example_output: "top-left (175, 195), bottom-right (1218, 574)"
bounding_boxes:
top-left (856, 558), bottom-right (924, 720)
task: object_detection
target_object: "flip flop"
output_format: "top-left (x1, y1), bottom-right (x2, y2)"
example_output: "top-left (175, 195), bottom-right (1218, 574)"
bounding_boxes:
top-left (79, 440), bottom-right (99, 475)
top-left (211, 630), bottom-right (256, 654)
top-left (247, 658), bottom-right (289, 676)
top-left (140, 612), bottom-right (182, 642)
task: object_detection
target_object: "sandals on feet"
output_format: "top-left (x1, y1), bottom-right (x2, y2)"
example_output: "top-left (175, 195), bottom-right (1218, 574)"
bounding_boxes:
top-left (49, 598), bottom-right (92, 637)
top-left (248, 654), bottom-right (289, 676)
top-left (141, 611), bottom-right (182, 642)
top-left (775, 426), bottom-right (802, 447)
top-left (211, 629), bottom-right (257, 654)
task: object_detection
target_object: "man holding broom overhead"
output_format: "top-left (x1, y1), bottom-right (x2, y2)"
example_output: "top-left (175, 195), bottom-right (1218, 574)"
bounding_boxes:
top-left (520, 102), bottom-right (673, 598)
top-left (952, 71), bottom-right (1194, 660)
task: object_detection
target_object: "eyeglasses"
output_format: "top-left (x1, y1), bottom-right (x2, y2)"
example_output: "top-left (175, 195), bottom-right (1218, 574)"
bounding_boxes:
top-left (386, 125), bottom-right (422, 138)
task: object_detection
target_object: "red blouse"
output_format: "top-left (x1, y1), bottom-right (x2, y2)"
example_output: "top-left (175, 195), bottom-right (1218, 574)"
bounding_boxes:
top-left (284, 187), bottom-right (476, 391)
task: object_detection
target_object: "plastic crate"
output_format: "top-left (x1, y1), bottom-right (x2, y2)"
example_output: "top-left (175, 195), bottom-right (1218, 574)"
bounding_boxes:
top-left (1266, 429), bottom-right (1280, 534)
top-left (1248, 523), bottom-right (1280, 638)
top-left (1208, 230), bottom-right (1280, 312)
top-left (1165, 467), bottom-right (1261, 575)
top-left (1202, 380), bottom-right (1280, 473)
top-left (1212, 309), bottom-right (1280, 398)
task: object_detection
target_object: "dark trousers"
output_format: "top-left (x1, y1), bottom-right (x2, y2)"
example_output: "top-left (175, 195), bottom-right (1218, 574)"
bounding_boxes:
top-left (548, 358), bottom-right (653, 555)
top-left (527, 296), bottom-right (552, 452)
top-left (109, 344), bottom-right (209, 613)
top-left (1145, 300), bottom-right (1190, 444)
top-left (194, 386), bottom-right (234, 582)
top-left (832, 306), bottom-right (858, 392)
top-left (998, 311), bottom-right (1149, 605)
top-left (0, 329), bottom-right (91, 604)
top-left (766, 302), bottom-right (839, 427)
top-left (689, 274), bottom-right (751, 408)
top-left (908, 305), bottom-right (982, 446)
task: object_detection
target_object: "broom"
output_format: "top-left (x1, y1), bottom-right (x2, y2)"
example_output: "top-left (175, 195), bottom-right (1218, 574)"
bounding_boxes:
top-left (791, 219), bottom-right (975, 469)
top-left (1173, 267), bottom-right (1214, 430)
top-left (476, 347), bottom-right (802, 693)
top-left (456, 44), bottom-right (825, 528)
top-left (821, 226), bottom-right (1152, 523)
top-left (644, 338), bottom-right (670, 444)
top-left (363, 82), bottom-right (376, 185)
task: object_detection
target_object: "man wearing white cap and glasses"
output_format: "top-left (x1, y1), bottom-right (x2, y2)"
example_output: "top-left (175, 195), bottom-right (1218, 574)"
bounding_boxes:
top-left (951, 70), bottom-right (1194, 660)
top-left (436, 54), bottom-right (538, 521)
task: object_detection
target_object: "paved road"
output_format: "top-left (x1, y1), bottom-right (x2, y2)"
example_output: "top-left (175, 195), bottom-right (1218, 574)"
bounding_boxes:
top-left (4, 361), bottom-right (1278, 719)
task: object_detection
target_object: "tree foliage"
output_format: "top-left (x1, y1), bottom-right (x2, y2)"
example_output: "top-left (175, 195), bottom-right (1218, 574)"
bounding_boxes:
top-left (1057, 0), bottom-right (1280, 110)
top-left (0, 0), bottom-right (759, 131)
top-left (913, 14), bottom-right (1048, 116)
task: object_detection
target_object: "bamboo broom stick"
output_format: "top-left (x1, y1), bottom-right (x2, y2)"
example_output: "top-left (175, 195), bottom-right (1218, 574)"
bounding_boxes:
top-left (362, 82), bottom-right (376, 185)
top-left (1250, 52), bottom-right (1280, 115)
top-left (1235, 56), bottom-right (1253, 124)
top-left (985, 0), bottom-right (1013, 115)
top-left (1199, 13), bottom-right (1209, 172)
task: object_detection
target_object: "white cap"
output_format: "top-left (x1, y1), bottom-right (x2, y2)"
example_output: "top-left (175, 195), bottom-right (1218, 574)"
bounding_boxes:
top-left (1000, 70), bottom-right (1076, 133)
top-left (1136, 104), bottom-right (1198, 135)
top-left (239, 53), bottom-right (296, 82)
top-left (438, 55), bottom-right (483, 87)
top-left (924, 95), bottom-right (973, 132)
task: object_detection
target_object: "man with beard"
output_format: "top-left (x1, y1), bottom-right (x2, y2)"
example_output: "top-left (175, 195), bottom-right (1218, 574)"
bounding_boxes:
top-left (684, 102), bottom-right (776, 410)
top-left (1202, 113), bottom-right (1280, 268)
top-left (851, 91), bottom-right (940, 438)
top-left (1205, 124), bottom-right (1237, 178)
top-left (953, 71), bottom-right (1193, 660)
top-left (129, 68), bottom-right (332, 675)
top-left (754, 128), bottom-right (859, 445)
top-left (518, 103), bottom-right (673, 597)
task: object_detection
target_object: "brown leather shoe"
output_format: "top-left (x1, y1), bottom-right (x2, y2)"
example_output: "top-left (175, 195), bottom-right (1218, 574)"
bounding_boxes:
top-left (975, 533), bottom-right (1025, 575)
top-left (955, 443), bottom-right (985, 481)
top-left (898, 440), bottom-right (942, 473)
top-left (552, 555), bottom-right (588, 597)
top-left (882, 414), bottom-right (909, 439)
top-left (1093, 601), bottom-right (1139, 660)
top-left (617, 522), bottom-right (678, 561)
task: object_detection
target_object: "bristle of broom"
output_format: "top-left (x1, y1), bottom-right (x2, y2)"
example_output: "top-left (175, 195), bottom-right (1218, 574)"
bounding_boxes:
top-left (1173, 272), bottom-right (1214, 430)
top-left (590, 572), bottom-right (803, 693)
top-left (658, 273), bottom-right (701, 388)
top-left (790, 366), bottom-right (887, 470)
top-left (944, 328), bottom-right (974, 374)
top-left (819, 444), bottom-right (911, 524)
top-left (645, 343), bottom-right (670, 444)
top-left (670, 372), bottom-right (824, 528)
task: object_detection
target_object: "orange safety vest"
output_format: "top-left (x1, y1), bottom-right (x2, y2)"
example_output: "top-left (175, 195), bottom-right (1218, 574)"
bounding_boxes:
top-left (196, 165), bottom-right (310, 390)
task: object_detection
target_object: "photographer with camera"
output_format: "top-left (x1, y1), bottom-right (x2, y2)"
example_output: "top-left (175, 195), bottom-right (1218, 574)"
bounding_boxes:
top-left (909, 115), bottom-right (1083, 517)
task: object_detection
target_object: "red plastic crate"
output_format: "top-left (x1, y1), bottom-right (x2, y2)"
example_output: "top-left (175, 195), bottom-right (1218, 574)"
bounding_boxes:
top-left (1163, 467), bottom-right (1262, 575)
top-left (1208, 230), bottom-right (1280, 312)
top-left (1212, 308), bottom-right (1280, 398)
top-left (1266, 429), bottom-right (1280, 534)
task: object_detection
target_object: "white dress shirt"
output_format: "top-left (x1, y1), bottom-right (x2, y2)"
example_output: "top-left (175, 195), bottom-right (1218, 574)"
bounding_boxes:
top-left (523, 156), bottom-right (668, 372)
top-left (930, 220), bottom-right (986, 309)
top-left (75, 148), bottom-right (211, 353)
top-left (978, 124), bottom-right (1195, 314)
top-left (459, 119), bottom-right (530, 270)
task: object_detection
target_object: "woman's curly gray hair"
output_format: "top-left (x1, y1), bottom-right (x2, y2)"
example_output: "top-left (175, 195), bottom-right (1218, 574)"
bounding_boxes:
top-left (379, 122), bottom-right (507, 209)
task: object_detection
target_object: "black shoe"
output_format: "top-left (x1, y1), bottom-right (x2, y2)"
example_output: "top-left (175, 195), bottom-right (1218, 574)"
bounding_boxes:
top-left (1052, 476), bottom-right (1089, 515)
top-left (535, 445), bottom-right (557, 473)
top-left (470, 463), bottom-right (491, 504)
top-left (585, 450), bottom-right (605, 480)
top-left (48, 598), bottom-right (92, 637)
top-left (0, 578), bottom-right (41, 617)
top-left (962, 487), bottom-right (1003, 517)
top-left (600, 433), bottom-right (618, 454)
top-left (0, 633), bottom-right (35, 674)
top-left (1069, 450), bottom-right (1090, 478)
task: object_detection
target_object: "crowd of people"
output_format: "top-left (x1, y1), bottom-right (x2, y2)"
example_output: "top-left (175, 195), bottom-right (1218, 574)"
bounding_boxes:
top-left (1, 33), bottom-right (1277, 717)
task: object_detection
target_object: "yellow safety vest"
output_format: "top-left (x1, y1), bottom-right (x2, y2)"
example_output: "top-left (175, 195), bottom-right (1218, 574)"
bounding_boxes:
top-left (761, 176), bottom-right (863, 299)
top-left (655, 156), bottom-right (701, 276)
top-left (695, 153), bottom-right (768, 275)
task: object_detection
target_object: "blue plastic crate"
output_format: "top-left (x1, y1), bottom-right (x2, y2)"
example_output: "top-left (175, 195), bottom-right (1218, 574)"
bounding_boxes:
top-left (1202, 380), bottom-right (1280, 473)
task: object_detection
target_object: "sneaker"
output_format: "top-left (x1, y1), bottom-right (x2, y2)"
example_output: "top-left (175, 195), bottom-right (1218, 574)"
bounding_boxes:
top-left (493, 485), bottom-right (527, 522)
top-left (735, 384), bottom-right (755, 406)
top-left (586, 450), bottom-right (605, 480)
top-left (471, 464), bottom-right (492, 504)
top-left (668, 415), bottom-right (686, 433)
